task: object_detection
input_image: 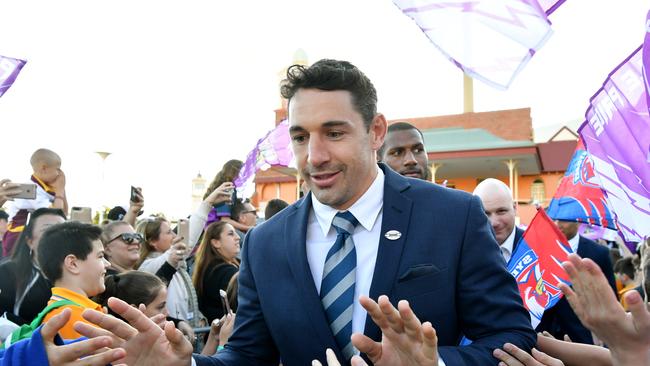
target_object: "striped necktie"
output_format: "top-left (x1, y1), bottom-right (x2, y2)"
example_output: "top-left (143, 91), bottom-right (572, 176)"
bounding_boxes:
top-left (320, 210), bottom-right (359, 361)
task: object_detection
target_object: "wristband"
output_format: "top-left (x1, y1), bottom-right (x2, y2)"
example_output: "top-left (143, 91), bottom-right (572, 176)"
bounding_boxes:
top-left (217, 345), bottom-right (225, 352)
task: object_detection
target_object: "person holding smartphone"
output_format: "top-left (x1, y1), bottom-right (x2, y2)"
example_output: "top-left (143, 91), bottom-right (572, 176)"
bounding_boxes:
top-left (191, 221), bottom-right (240, 324)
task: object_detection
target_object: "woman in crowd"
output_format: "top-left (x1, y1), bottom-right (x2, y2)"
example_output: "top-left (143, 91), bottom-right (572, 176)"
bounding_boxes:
top-left (136, 217), bottom-right (202, 327)
top-left (192, 221), bottom-right (240, 324)
top-left (100, 221), bottom-right (143, 276)
top-left (0, 208), bottom-right (65, 325)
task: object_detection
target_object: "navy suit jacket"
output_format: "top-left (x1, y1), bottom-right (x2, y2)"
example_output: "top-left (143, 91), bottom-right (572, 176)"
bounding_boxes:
top-left (507, 227), bottom-right (525, 266)
top-left (196, 164), bottom-right (535, 366)
top-left (536, 236), bottom-right (616, 343)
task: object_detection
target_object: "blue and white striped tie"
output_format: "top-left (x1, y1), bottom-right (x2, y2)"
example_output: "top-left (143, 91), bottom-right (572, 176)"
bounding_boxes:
top-left (320, 210), bottom-right (359, 361)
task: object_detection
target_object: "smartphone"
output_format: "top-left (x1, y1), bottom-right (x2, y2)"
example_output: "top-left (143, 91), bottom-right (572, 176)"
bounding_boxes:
top-left (130, 186), bottom-right (141, 203)
top-left (177, 218), bottom-right (189, 242)
top-left (13, 183), bottom-right (37, 200)
top-left (70, 207), bottom-right (92, 224)
top-left (219, 289), bottom-right (232, 315)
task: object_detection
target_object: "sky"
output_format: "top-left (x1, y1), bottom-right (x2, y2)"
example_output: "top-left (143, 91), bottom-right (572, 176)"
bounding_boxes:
top-left (1, 0), bottom-right (647, 219)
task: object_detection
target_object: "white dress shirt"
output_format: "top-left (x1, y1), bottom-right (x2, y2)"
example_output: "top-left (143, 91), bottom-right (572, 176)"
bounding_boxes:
top-left (568, 233), bottom-right (580, 253)
top-left (499, 227), bottom-right (517, 263)
top-left (307, 167), bottom-right (384, 335)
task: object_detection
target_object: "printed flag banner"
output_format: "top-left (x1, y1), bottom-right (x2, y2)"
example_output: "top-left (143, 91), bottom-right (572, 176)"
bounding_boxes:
top-left (234, 120), bottom-right (295, 198)
top-left (0, 55), bottom-right (26, 98)
top-left (546, 140), bottom-right (616, 230)
top-left (579, 45), bottom-right (650, 242)
top-left (393, 0), bottom-right (555, 89)
top-left (508, 208), bottom-right (572, 328)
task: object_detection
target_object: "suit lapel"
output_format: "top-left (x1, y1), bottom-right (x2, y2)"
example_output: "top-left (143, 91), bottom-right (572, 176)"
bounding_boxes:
top-left (364, 165), bottom-right (413, 341)
top-left (284, 194), bottom-right (339, 353)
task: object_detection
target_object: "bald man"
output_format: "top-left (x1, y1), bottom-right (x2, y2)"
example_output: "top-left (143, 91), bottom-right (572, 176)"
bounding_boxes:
top-left (473, 178), bottom-right (522, 264)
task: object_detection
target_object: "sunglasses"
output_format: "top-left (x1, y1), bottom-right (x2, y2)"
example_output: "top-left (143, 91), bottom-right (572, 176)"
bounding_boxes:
top-left (108, 232), bottom-right (144, 245)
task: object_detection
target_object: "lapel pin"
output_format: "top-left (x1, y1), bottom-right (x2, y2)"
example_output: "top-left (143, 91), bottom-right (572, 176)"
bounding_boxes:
top-left (384, 230), bottom-right (402, 240)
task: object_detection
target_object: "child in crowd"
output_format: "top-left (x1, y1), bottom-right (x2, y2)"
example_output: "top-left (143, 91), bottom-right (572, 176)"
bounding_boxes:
top-left (3, 149), bottom-right (68, 257)
top-left (37, 221), bottom-right (109, 339)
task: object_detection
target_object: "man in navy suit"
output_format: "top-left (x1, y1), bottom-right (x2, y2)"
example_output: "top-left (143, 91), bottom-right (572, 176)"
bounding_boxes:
top-left (473, 178), bottom-right (523, 265)
top-left (536, 219), bottom-right (617, 344)
top-left (107, 59), bottom-right (535, 366)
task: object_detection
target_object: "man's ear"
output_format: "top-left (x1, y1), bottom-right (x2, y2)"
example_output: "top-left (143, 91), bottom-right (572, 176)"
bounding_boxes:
top-left (63, 254), bottom-right (81, 275)
top-left (369, 113), bottom-right (387, 152)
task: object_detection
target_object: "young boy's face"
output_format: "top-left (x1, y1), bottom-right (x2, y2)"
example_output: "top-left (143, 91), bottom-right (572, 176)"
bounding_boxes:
top-left (79, 239), bottom-right (110, 297)
top-left (38, 162), bottom-right (61, 185)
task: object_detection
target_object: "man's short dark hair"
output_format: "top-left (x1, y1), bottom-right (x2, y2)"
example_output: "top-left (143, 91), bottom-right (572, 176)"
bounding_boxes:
top-left (0, 210), bottom-right (8, 221)
top-left (378, 122), bottom-right (425, 158)
top-left (264, 199), bottom-right (289, 221)
top-left (280, 59), bottom-right (377, 130)
top-left (231, 199), bottom-right (251, 222)
top-left (614, 257), bottom-right (636, 280)
top-left (37, 221), bottom-right (102, 282)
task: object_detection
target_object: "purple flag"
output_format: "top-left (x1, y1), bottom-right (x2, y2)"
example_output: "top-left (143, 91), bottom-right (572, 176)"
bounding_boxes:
top-left (0, 55), bottom-right (26, 98)
top-left (393, 0), bottom-right (556, 89)
top-left (234, 120), bottom-right (295, 198)
top-left (643, 9), bottom-right (650, 113)
top-left (579, 45), bottom-right (650, 242)
top-left (536, 0), bottom-right (566, 15)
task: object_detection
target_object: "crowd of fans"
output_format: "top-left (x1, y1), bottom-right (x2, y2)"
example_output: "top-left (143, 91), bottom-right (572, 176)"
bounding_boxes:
top-left (0, 143), bottom-right (649, 366)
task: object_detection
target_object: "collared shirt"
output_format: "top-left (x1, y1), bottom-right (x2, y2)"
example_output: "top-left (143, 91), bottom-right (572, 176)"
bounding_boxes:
top-left (42, 287), bottom-right (104, 340)
top-left (499, 227), bottom-right (517, 263)
top-left (568, 233), bottom-right (580, 254)
top-left (306, 167), bottom-right (384, 335)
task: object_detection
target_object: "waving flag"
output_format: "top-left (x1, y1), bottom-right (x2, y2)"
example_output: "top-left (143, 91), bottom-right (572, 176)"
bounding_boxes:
top-left (0, 55), bottom-right (26, 98)
top-left (537, 0), bottom-right (566, 15)
top-left (508, 208), bottom-right (572, 328)
top-left (234, 120), bottom-right (295, 198)
top-left (393, 0), bottom-right (557, 89)
top-left (579, 45), bottom-right (650, 242)
top-left (546, 140), bottom-right (616, 229)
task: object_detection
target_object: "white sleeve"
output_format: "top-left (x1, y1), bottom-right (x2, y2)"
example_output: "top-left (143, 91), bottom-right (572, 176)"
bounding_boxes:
top-left (188, 201), bottom-right (211, 248)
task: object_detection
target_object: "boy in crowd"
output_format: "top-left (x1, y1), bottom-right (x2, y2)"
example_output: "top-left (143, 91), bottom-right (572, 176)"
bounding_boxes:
top-left (3, 149), bottom-right (68, 256)
top-left (37, 221), bottom-right (109, 339)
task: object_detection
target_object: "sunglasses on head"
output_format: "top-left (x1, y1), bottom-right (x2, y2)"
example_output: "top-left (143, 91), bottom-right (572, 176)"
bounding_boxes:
top-left (108, 232), bottom-right (143, 245)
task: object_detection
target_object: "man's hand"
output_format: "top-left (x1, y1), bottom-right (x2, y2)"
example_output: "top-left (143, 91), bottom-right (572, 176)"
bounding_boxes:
top-left (205, 182), bottom-right (234, 206)
top-left (352, 295), bottom-right (438, 366)
top-left (76, 297), bottom-right (194, 366)
top-left (42, 308), bottom-right (126, 366)
top-left (493, 343), bottom-right (564, 366)
top-left (0, 179), bottom-right (21, 206)
top-left (312, 348), bottom-right (368, 366)
top-left (560, 253), bottom-right (650, 365)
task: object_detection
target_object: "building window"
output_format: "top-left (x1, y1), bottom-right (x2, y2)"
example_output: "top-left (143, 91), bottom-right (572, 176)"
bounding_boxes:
top-left (531, 178), bottom-right (545, 206)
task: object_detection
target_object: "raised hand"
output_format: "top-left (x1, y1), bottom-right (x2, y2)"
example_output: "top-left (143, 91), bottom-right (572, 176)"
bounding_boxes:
top-left (352, 295), bottom-right (438, 366)
top-left (42, 308), bottom-right (126, 366)
top-left (560, 253), bottom-right (650, 365)
top-left (493, 343), bottom-right (564, 366)
top-left (76, 297), bottom-right (194, 366)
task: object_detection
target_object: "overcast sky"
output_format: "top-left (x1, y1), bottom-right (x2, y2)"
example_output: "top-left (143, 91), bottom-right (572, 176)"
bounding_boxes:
top-left (1, 0), bottom-right (647, 218)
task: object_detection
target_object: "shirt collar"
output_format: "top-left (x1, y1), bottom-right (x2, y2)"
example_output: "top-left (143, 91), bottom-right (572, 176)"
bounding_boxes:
top-left (568, 233), bottom-right (580, 253)
top-left (50, 287), bottom-right (103, 311)
top-left (500, 226), bottom-right (517, 257)
top-left (311, 166), bottom-right (384, 236)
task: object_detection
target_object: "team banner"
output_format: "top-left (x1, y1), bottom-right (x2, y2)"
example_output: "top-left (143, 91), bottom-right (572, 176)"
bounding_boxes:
top-left (508, 208), bottom-right (572, 328)
top-left (0, 55), bottom-right (26, 98)
top-left (546, 140), bottom-right (616, 230)
top-left (393, 0), bottom-right (556, 89)
top-left (579, 45), bottom-right (650, 242)
top-left (234, 120), bottom-right (294, 198)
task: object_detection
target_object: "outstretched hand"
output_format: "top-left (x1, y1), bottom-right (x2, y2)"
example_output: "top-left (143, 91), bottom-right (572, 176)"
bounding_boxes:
top-left (42, 308), bottom-right (126, 366)
top-left (560, 253), bottom-right (650, 365)
top-left (76, 297), bottom-right (194, 366)
top-left (354, 295), bottom-right (438, 366)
